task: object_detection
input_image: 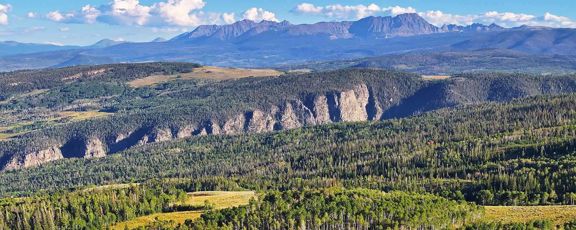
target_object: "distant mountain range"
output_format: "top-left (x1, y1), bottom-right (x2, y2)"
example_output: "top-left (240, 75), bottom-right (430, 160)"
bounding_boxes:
top-left (171, 13), bottom-right (505, 42)
top-left (0, 39), bottom-right (127, 57)
top-left (1, 13), bottom-right (575, 72)
top-left (0, 41), bottom-right (78, 57)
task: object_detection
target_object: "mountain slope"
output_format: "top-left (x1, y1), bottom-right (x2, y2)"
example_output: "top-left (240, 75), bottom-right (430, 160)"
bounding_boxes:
top-left (452, 28), bottom-right (576, 53)
top-left (1, 92), bottom-right (575, 208)
top-left (349, 13), bottom-right (439, 37)
top-left (2, 65), bottom-right (576, 170)
top-left (291, 49), bottom-right (576, 74)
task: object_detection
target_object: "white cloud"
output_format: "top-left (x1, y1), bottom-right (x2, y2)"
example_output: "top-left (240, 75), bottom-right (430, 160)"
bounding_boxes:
top-left (59, 27), bottom-right (70, 32)
top-left (419, 10), bottom-right (476, 25)
top-left (27, 12), bottom-right (36, 18)
top-left (222, 13), bottom-right (236, 24)
top-left (81, 5), bottom-right (101, 23)
top-left (47, 5), bottom-right (100, 24)
top-left (291, 3), bottom-right (576, 28)
top-left (383, 6), bottom-right (416, 16)
top-left (243, 8), bottom-right (278, 22)
top-left (46, 11), bottom-right (66, 22)
top-left (292, 3), bottom-right (415, 19)
top-left (483, 11), bottom-right (535, 22)
top-left (43, 0), bottom-right (276, 27)
top-left (0, 4), bottom-right (11, 25)
top-left (294, 3), bottom-right (322, 14)
top-left (97, 0), bottom-right (150, 25)
top-left (293, 3), bottom-right (382, 19)
top-left (420, 10), bottom-right (576, 28)
top-left (541, 12), bottom-right (576, 28)
top-left (151, 0), bottom-right (205, 26)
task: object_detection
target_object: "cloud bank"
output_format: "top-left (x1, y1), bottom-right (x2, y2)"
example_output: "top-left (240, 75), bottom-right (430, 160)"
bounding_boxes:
top-left (45, 0), bottom-right (278, 27)
top-left (292, 3), bottom-right (415, 19)
top-left (243, 8), bottom-right (278, 22)
top-left (293, 2), bottom-right (576, 28)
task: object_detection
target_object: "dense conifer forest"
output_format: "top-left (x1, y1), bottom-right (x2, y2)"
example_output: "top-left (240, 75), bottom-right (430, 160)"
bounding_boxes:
top-left (0, 94), bottom-right (575, 206)
top-left (3, 1), bottom-right (576, 227)
top-left (188, 189), bottom-right (480, 229)
top-left (2, 63), bottom-right (576, 229)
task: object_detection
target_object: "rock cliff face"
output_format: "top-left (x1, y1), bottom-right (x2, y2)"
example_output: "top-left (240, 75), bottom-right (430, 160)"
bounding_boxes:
top-left (3, 83), bottom-right (383, 170)
top-left (247, 110), bottom-right (277, 133)
top-left (84, 138), bottom-right (107, 159)
top-left (4, 147), bottom-right (63, 171)
top-left (349, 14), bottom-right (440, 38)
top-left (3, 137), bottom-right (108, 171)
top-left (336, 84), bottom-right (371, 122)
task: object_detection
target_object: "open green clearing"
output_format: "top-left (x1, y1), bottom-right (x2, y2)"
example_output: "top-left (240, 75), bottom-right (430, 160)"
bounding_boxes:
top-left (110, 191), bottom-right (256, 230)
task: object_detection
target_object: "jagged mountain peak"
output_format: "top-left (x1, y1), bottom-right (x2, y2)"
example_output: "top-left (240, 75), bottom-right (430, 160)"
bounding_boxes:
top-left (349, 13), bottom-right (439, 37)
top-left (171, 14), bottom-right (521, 42)
top-left (441, 22), bottom-right (504, 32)
top-left (173, 13), bottom-right (446, 42)
top-left (173, 19), bottom-right (293, 41)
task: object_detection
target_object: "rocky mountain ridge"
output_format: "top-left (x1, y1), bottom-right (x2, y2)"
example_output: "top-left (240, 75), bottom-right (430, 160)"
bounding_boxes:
top-left (172, 13), bottom-right (503, 42)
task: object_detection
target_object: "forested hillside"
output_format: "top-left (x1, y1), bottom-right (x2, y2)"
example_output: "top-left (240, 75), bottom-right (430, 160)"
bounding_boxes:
top-left (0, 62), bottom-right (198, 99)
top-left (3, 2), bottom-right (576, 229)
top-left (291, 49), bottom-right (576, 74)
top-left (0, 179), bottom-right (482, 230)
top-left (2, 63), bottom-right (576, 228)
top-left (0, 94), bottom-right (575, 208)
top-left (2, 65), bottom-right (576, 171)
top-left (189, 189), bottom-right (480, 229)
top-left (1, 93), bottom-right (576, 228)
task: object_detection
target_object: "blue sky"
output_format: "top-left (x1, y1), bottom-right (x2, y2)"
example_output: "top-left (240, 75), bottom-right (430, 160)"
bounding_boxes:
top-left (0, 0), bottom-right (574, 45)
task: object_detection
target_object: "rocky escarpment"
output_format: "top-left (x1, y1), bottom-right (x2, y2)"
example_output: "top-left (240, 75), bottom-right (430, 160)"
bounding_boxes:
top-left (6, 72), bottom-right (576, 171)
top-left (3, 83), bottom-right (383, 170)
top-left (3, 147), bottom-right (63, 171)
top-left (3, 137), bottom-right (107, 171)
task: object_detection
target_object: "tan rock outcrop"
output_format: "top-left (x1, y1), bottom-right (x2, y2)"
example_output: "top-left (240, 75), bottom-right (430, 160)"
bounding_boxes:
top-left (115, 133), bottom-right (129, 143)
top-left (138, 135), bottom-right (150, 146)
top-left (311, 95), bottom-right (332, 124)
top-left (279, 102), bottom-right (301, 129)
top-left (210, 122), bottom-right (222, 135)
top-left (2, 83), bottom-right (384, 170)
top-left (176, 125), bottom-right (196, 138)
top-left (223, 114), bottom-right (247, 135)
top-left (84, 138), bottom-right (106, 159)
top-left (151, 128), bottom-right (174, 142)
top-left (4, 147), bottom-right (63, 170)
top-left (338, 84), bottom-right (370, 122)
top-left (247, 109), bottom-right (277, 133)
